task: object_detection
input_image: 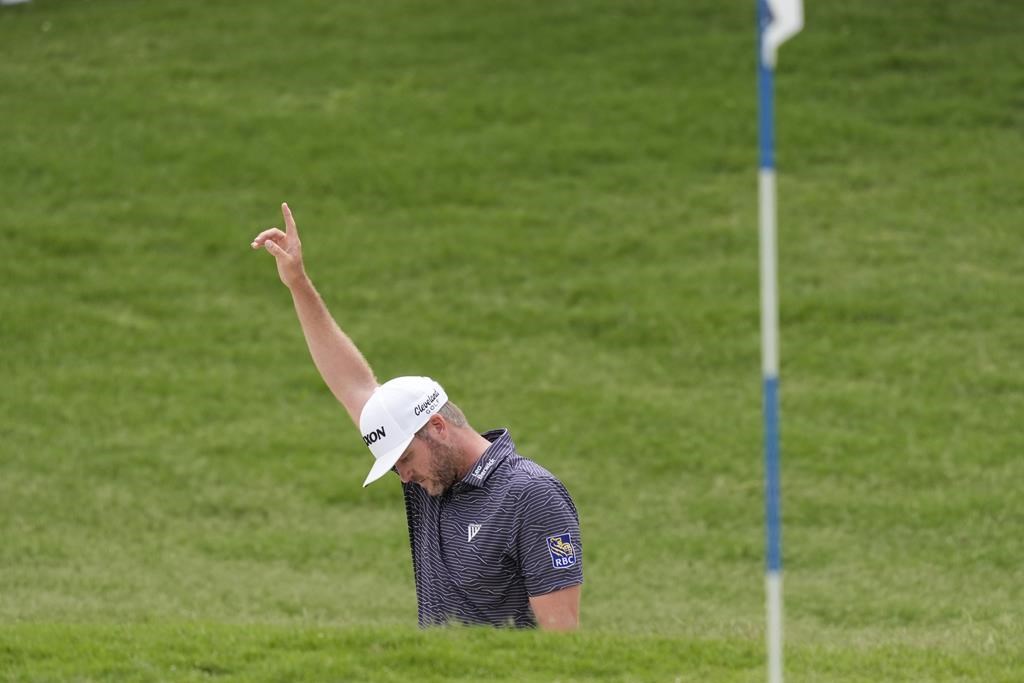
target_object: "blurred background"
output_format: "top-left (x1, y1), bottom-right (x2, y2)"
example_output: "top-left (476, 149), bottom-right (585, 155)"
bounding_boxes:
top-left (1, 1), bottom-right (1021, 680)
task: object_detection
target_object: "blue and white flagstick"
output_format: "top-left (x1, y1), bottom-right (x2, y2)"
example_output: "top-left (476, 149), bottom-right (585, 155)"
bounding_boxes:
top-left (758, 1), bottom-right (802, 682)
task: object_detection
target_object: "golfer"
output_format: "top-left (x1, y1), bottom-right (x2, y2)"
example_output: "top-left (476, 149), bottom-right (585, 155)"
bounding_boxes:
top-left (251, 203), bottom-right (583, 630)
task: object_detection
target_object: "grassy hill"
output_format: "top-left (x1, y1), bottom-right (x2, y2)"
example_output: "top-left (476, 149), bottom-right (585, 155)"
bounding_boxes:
top-left (1, 0), bottom-right (1021, 680)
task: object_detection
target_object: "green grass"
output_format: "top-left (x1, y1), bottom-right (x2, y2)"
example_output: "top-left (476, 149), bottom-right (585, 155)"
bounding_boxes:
top-left (2, 0), bottom-right (1023, 680)
top-left (2, 624), bottom-right (1020, 683)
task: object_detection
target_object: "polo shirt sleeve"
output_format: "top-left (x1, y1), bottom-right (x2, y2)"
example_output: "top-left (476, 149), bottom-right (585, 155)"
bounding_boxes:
top-left (513, 476), bottom-right (583, 597)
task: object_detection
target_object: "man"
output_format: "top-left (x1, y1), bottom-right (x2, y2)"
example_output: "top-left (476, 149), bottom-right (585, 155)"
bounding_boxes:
top-left (251, 203), bottom-right (583, 630)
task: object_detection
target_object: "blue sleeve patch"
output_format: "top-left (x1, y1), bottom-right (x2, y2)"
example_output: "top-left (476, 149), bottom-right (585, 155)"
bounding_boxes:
top-left (546, 532), bottom-right (577, 569)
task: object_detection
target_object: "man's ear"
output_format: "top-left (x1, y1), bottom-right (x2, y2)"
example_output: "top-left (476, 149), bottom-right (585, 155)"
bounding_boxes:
top-left (428, 413), bottom-right (447, 437)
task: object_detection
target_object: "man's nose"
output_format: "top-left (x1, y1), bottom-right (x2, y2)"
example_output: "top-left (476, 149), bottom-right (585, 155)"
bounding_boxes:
top-left (396, 461), bottom-right (411, 484)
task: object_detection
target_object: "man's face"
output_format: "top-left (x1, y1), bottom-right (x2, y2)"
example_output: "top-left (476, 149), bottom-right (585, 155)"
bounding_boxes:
top-left (395, 432), bottom-right (461, 497)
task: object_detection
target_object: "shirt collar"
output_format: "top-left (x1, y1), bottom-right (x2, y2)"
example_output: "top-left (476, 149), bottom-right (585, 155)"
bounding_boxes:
top-left (458, 428), bottom-right (513, 489)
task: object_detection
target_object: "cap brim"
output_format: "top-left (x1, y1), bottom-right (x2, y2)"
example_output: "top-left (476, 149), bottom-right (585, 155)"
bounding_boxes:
top-left (362, 435), bottom-right (414, 487)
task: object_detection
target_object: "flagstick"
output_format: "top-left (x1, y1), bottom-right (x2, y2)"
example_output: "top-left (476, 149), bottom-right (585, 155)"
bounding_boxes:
top-left (758, 1), bottom-right (802, 682)
top-left (758, 84), bottom-right (785, 683)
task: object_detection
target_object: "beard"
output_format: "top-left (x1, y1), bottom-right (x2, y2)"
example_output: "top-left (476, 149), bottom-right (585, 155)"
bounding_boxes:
top-left (420, 434), bottom-right (462, 497)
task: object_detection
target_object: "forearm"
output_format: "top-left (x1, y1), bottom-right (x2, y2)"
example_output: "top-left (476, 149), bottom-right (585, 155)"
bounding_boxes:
top-left (288, 274), bottom-right (378, 423)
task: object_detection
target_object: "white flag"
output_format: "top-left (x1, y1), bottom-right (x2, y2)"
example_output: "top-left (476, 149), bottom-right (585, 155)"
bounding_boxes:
top-left (762, 0), bottom-right (804, 68)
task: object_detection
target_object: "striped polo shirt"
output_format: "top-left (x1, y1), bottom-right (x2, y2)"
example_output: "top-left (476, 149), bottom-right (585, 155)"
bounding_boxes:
top-left (402, 428), bottom-right (583, 628)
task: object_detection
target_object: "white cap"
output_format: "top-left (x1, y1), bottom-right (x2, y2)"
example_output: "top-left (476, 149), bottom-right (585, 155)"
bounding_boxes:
top-left (359, 376), bottom-right (448, 487)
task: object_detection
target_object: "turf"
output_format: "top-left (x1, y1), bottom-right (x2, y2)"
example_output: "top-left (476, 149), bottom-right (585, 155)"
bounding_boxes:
top-left (1, 0), bottom-right (1022, 680)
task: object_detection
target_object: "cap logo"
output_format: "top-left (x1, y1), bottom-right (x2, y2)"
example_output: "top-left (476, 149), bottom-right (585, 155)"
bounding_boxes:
top-left (362, 426), bottom-right (386, 446)
top-left (413, 389), bottom-right (442, 416)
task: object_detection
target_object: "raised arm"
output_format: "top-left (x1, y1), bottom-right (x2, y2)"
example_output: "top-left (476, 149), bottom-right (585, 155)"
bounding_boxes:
top-left (251, 203), bottom-right (378, 423)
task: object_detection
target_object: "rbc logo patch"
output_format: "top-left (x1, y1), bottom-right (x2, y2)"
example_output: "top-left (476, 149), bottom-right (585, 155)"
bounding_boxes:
top-left (546, 533), bottom-right (576, 569)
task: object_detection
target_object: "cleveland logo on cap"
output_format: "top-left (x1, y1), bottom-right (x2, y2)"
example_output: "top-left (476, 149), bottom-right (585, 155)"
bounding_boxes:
top-left (362, 426), bottom-right (386, 446)
top-left (413, 389), bottom-right (441, 416)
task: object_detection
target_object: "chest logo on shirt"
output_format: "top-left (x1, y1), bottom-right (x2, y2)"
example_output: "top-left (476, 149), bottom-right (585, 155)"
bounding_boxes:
top-left (546, 533), bottom-right (577, 569)
top-left (467, 524), bottom-right (482, 542)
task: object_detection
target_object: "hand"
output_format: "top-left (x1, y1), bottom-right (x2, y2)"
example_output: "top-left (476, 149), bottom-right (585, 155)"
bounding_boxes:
top-left (251, 202), bottom-right (306, 289)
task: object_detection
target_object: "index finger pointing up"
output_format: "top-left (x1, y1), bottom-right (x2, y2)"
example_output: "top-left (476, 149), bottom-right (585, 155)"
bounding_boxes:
top-left (281, 202), bottom-right (297, 236)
